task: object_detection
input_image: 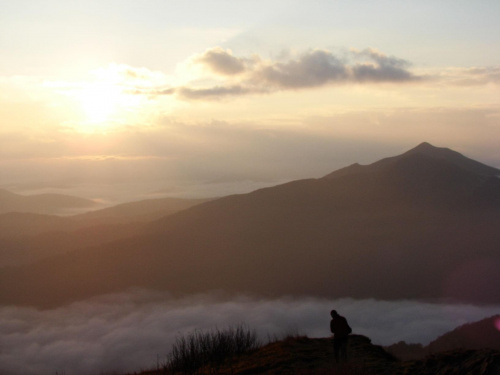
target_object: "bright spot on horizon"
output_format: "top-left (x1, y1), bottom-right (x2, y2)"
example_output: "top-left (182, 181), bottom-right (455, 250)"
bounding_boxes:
top-left (495, 317), bottom-right (500, 332)
top-left (45, 63), bottom-right (163, 133)
top-left (76, 82), bottom-right (127, 125)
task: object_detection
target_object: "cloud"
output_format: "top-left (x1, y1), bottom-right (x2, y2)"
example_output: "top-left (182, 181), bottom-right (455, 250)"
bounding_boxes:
top-left (196, 47), bottom-right (248, 75)
top-left (137, 47), bottom-right (421, 100)
top-left (0, 290), bottom-right (499, 375)
top-left (350, 48), bottom-right (416, 82)
top-left (437, 66), bottom-right (500, 86)
top-left (256, 49), bottom-right (349, 88)
top-left (176, 84), bottom-right (266, 100)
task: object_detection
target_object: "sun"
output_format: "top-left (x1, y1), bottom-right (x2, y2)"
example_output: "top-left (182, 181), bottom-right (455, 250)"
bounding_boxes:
top-left (66, 65), bottom-right (152, 132)
top-left (77, 83), bottom-right (123, 124)
top-left (72, 81), bottom-right (145, 132)
top-left (48, 63), bottom-right (172, 133)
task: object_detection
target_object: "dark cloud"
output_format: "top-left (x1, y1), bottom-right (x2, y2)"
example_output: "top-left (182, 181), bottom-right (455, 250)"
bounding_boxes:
top-left (351, 48), bottom-right (417, 82)
top-left (176, 84), bottom-right (265, 100)
top-left (1, 290), bottom-right (498, 375)
top-left (131, 47), bottom-right (421, 100)
top-left (253, 48), bottom-right (419, 88)
top-left (256, 50), bottom-right (349, 88)
top-left (196, 47), bottom-right (247, 75)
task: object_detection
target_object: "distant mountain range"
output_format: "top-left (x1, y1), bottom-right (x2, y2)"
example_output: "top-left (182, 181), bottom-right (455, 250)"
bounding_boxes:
top-left (386, 315), bottom-right (500, 360)
top-left (0, 189), bottom-right (97, 215)
top-left (428, 315), bottom-right (500, 353)
top-left (0, 197), bottom-right (211, 266)
top-left (1, 142), bottom-right (500, 307)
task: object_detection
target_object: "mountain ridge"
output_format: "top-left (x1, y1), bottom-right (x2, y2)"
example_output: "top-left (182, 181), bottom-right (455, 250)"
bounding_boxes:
top-left (0, 189), bottom-right (97, 215)
top-left (1, 142), bottom-right (500, 307)
top-left (386, 315), bottom-right (500, 361)
top-left (0, 197), bottom-right (211, 267)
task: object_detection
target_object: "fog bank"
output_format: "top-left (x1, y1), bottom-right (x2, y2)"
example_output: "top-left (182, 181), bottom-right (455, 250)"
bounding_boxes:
top-left (1, 290), bottom-right (499, 375)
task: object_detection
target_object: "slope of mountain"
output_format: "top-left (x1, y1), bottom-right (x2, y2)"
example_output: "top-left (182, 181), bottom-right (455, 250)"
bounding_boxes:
top-left (428, 315), bottom-right (500, 353)
top-left (0, 189), bottom-right (97, 215)
top-left (1, 142), bottom-right (500, 307)
top-left (0, 212), bottom-right (74, 237)
top-left (386, 315), bottom-right (500, 360)
top-left (72, 197), bottom-right (212, 225)
top-left (136, 335), bottom-right (500, 375)
top-left (0, 198), bottom-right (210, 266)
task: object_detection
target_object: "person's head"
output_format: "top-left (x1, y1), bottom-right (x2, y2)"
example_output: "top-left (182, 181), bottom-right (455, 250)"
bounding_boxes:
top-left (330, 310), bottom-right (338, 317)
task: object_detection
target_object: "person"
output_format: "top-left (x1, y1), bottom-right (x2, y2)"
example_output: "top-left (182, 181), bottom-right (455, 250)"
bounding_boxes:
top-left (330, 310), bottom-right (352, 364)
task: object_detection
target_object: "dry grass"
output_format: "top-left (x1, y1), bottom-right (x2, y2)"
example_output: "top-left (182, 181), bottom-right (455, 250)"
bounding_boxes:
top-left (161, 324), bottom-right (260, 374)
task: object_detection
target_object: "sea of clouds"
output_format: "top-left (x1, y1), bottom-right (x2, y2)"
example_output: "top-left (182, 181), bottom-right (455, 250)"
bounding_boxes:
top-left (1, 290), bottom-right (499, 375)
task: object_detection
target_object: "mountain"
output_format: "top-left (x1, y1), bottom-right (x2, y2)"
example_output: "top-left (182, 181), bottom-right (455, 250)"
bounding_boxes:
top-left (386, 315), bottom-right (500, 360)
top-left (0, 189), bottom-right (97, 215)
top-left (72, 197), bottom-right (212, 225)
top-left (428, 315), bottom-right (500, 353)
top-left (0, 197), bottom-right (210, 266)
top-left (1, 142), bottom-right (500, 307)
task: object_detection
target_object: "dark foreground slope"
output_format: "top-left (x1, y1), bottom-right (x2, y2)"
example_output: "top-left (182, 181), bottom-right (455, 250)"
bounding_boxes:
top-left (137, 335), bottom-right (500, 375)
top-left (1, 143), bottom-right (500, 307)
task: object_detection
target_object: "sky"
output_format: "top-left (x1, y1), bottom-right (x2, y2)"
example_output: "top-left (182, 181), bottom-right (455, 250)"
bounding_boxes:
top-left (1, 290), bottom-right (499, 375)
top-left (2, 0), bottom-right (500, 203)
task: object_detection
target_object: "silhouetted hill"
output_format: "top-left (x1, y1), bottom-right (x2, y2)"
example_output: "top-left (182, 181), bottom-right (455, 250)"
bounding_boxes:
top-left (1, 142), bottom-right (500, 307)
top-left (428, 315), bottom-right (500, 353)
top-left (72, 197), bottom-right (212, 225)
top-left (0, 212), bottom-right (73, 237)
top-left (0, 189), bottom-right (97, 215)
top-left (137, 334), bottom-right (500, 375)
top-left (0, 198), bottom-right (209, 266)
top-left (386, 315), bottom-right (500, 361)
top-left (326, 142), bottom-right (500, 181)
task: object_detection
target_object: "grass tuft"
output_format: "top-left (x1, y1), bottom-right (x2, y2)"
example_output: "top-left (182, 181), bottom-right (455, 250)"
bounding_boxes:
top-left (162, 324), bottom-right (260, 374)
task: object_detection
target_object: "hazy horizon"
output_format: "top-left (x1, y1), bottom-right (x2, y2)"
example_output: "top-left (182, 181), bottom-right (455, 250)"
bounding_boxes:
top-left (2, 1), bottom-right (500, 204)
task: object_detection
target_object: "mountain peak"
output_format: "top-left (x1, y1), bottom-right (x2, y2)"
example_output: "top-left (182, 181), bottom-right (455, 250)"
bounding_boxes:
top-left (324, 143), bottom-right (499, 181)
top-left (401, 142), bottom-right (499, 177)
top-left (413, 141), bottom-right (435, 151)
top-left (404, 142), bottom-right (458, 158)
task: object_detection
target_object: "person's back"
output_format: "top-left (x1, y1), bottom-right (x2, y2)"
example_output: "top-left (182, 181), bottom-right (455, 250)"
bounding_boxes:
top-left (330, 310), bottom-right (351, 363)
top-left (330, 314), bottom-right (351, 338)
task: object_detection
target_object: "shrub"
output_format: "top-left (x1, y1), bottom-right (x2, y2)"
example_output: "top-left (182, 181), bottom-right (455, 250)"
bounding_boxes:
top-left (163, 324), bottom-right (260, 374)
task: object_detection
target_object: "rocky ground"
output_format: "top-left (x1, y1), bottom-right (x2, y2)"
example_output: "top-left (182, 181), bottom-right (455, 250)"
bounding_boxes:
top-left (135, 334), bottom-right (500, 375)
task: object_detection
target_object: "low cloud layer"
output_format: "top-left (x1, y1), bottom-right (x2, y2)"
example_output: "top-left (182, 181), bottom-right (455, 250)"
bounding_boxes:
top-left (1, 290), bottom-right (498, 375)
top-left (137, 47), bottom-right (421, 100)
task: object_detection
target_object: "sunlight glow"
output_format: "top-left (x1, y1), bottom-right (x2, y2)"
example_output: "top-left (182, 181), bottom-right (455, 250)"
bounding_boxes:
top-left (76, 83), bottom-right (124, 124)
top-left (45, 64), bottom-right (169, 133)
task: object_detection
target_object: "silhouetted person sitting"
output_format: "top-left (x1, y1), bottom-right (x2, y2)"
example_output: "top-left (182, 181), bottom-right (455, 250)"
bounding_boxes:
top-left (330, 310), bottom-right (352, 364)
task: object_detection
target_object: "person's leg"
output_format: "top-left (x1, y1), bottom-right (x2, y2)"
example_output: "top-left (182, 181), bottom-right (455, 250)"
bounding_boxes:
top-left (333, 339), bottom-right (341, 363)
top-left (341, 338), bottom-right (348, 362)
